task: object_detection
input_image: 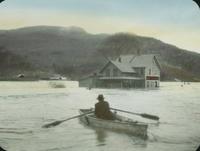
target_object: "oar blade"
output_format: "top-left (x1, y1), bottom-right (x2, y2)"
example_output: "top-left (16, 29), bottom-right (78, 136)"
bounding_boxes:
top-left (42, 110), bottom-right (94, 128)
top-left (141, 113), bottom-right (159, 120)
top-left (42, 120), bottom-right (63, 128)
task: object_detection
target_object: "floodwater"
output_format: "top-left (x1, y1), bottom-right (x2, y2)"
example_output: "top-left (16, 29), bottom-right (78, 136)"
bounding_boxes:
top-left (0, 81), bottom-right (199, 151)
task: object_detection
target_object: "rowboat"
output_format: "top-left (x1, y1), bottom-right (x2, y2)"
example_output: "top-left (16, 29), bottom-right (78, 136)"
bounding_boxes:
top-left (79, 109), bottom-right (148, 139)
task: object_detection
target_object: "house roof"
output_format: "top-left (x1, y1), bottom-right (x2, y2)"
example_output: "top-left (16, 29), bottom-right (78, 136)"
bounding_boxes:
top-left (99, 54), bottom-right (161, 74)
top-left (110, 60), bottom-right (136, 73)
top-left (117, 54), bottom-right (161, 70)
top-left (117, 55), bottom-right (135, 63)
top-left (130, 54), bottom-right (155, 67)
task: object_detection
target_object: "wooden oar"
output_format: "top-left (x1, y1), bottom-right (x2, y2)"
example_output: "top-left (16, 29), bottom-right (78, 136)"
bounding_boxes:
top-left (42, 111), bottom-right (94, 128)
top-left (110, 108), bottom-right (159, 121)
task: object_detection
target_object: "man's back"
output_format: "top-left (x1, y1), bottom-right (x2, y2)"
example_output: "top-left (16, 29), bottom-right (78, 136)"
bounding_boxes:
top-left (95, 101), bottom-right (113, 120)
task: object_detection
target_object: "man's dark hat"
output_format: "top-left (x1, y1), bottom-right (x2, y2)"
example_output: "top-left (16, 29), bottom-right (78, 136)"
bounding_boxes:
top-left (97, 94), bottom-right (104, 100)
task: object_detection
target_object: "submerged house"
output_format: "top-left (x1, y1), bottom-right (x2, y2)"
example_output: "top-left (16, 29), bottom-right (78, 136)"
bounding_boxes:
top-left (79, 54), bottom-right (161, 88)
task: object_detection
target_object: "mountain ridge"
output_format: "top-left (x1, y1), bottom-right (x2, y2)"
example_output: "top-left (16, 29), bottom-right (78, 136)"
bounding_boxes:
top-left (0, 26), bottom-right (199, 81)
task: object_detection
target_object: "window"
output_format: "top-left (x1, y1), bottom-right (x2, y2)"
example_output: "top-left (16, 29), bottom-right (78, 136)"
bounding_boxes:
top-left (149, 69), bottom-right (151, 75)
top-left (151, 81), bottom-right (154, 87)
top-left (155, 81), bottom-right (158, 87)
top-left (141, 68), bottom-right (144, 75)
top-left (147, 81), bottom-right (149, 88)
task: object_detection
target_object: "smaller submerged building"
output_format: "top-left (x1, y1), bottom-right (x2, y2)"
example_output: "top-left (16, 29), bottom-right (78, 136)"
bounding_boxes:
top-left (79, 54), bottom-right (161, 89)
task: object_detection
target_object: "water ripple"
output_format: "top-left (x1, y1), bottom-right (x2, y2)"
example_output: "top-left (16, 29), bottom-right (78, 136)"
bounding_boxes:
top-left (0, 128), bottom-right (33, 135)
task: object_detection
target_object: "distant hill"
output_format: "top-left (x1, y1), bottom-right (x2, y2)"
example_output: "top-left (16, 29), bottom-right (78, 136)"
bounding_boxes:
top-left (0, 46), bottom-right (36, 80)
top-left (0, 26), bottom-right (199, 81)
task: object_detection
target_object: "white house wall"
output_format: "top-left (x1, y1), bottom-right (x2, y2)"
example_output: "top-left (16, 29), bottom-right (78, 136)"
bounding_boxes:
top-left (144, 58), bottom-right (160, 88)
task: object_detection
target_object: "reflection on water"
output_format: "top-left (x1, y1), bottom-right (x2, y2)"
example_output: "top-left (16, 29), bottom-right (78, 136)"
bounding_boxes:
top-left (95, 128), bottom-right (107, 145)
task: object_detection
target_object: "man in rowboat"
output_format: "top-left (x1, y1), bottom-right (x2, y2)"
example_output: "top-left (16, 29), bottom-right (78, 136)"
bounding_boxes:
top-left (95, 94), bottom-right (115, 120)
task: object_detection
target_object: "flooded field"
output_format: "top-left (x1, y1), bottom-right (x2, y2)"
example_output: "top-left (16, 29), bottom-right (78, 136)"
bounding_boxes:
top-left (0, 81), bottom-right (199, 151)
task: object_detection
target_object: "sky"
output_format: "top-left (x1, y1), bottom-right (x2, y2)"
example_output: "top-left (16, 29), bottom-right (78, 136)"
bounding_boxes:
top-left (0, 0), bottom-right (200, 53)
